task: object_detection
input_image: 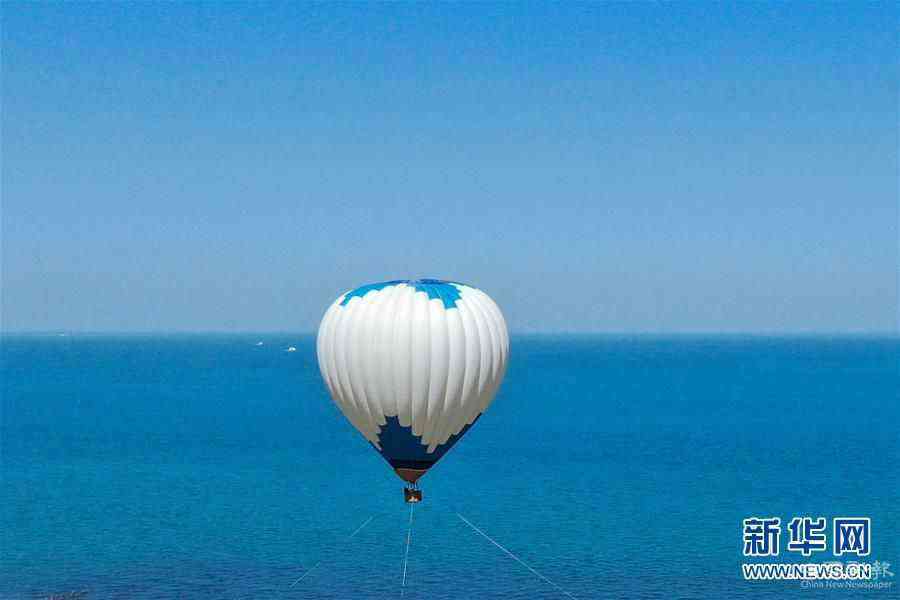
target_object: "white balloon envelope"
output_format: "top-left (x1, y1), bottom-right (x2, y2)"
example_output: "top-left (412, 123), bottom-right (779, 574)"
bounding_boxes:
top-left (316, 279), bottom-right (509, 498)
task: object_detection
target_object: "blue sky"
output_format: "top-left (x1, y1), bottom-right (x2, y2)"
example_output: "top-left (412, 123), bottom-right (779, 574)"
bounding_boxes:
top-left (2, 3), bottom-right (897, 333)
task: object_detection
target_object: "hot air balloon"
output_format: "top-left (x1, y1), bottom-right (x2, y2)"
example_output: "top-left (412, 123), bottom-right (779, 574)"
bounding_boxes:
top-left (316, 279), bottom-right (509, 502)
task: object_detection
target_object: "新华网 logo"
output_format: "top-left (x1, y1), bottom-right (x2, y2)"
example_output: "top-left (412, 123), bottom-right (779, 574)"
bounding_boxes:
top-left (741, 516), bottom-right (890, 586)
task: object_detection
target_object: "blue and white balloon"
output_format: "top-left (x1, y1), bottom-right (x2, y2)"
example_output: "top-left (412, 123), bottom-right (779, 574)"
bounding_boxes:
top-left (316, 279), bottom-right (509, 485)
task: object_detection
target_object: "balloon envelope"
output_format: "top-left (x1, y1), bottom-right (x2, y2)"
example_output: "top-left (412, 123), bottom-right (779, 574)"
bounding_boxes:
top-left (316, 279), bottom-right (509, 483)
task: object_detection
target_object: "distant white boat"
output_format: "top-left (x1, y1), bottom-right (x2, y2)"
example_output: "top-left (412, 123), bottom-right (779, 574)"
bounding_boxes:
top-left (286, 346), bottom-right (297, 352)
top-left (255, 341), bottom-right (264, 346)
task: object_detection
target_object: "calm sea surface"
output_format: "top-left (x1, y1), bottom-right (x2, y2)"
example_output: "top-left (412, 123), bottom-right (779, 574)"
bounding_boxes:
top-left (2, 335), bottom-right (898, 599)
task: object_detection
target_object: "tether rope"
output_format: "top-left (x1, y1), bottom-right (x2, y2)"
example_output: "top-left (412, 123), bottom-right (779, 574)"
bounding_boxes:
top-left (456, 513), bottom-right (578, 599)
top-left (400, 503), bottom-right (415, 596)
top-left (289, 514), bottom-right (375, 588)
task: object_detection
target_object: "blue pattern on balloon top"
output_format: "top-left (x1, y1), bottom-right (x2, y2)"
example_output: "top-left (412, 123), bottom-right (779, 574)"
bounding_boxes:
top-left (340, 278), bottom-right (463, 309)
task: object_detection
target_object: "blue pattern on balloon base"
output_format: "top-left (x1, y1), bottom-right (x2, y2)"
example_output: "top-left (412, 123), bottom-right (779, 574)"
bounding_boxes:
top-left (373, 415), bottom-right (480, 471)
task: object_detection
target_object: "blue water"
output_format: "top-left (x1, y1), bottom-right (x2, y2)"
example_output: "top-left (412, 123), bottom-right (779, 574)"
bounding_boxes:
top-left (2, 335), bottom-right (898, 598)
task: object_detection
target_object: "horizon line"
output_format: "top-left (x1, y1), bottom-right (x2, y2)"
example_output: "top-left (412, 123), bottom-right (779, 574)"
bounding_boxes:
top-left (1, 329), bottom-right (897, 337)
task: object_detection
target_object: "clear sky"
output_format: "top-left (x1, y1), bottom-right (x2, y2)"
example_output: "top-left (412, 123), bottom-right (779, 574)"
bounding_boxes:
top-left (2, 3), bottom-right (897, 333)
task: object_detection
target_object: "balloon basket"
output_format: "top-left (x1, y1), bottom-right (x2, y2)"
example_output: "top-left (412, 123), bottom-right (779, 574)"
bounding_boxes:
top-left (404, 486), bottom-right (422, 503)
